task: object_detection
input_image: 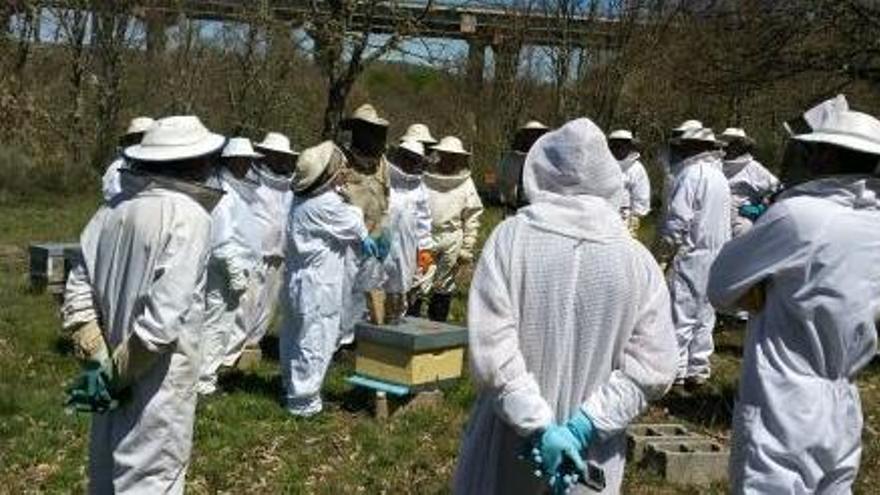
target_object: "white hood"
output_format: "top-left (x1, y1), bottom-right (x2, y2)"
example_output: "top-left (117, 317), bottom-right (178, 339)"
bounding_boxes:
top-left (522, 118), bottom-right (623, 206)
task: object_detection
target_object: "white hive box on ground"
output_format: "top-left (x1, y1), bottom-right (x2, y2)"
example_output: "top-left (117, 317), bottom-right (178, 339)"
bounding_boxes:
top-left (353, 317), bottom-right (468, 389)
top-left (28, 243), bottom-right (82, 295)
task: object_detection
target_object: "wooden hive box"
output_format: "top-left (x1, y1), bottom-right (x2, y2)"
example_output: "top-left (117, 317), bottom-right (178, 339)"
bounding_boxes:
top-left (354, 318), bottom-right (467, 388)
top-left (29, 243), bottom-right (83, 294)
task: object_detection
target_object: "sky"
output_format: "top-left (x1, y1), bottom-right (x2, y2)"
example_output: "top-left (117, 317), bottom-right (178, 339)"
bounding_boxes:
top-left (7, 2), bottom-right (612, 81)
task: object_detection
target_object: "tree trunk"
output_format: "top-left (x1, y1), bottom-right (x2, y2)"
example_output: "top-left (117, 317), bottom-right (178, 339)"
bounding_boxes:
top-left (322, 80), bottom-right (349, 140)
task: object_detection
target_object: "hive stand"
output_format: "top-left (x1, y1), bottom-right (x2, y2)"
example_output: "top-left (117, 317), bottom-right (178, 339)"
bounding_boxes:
top-left (644, 439), bottom-right (730, 486)
top-left (626, 423), bottom-right (702, 464)
top-left (347, 317), bottom-right (467, 419)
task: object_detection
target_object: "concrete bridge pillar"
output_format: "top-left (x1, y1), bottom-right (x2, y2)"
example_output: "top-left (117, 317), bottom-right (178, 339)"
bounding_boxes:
top-left (466, 38), bottom-right (487, 91)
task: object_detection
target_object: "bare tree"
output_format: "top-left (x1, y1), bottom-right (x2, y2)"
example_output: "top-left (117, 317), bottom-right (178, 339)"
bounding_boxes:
top-left (92, 0), bottom-right (134, 169)
top-left (50, 2), bottom-right (92, 166)
top-left (306, 0), bottom-right (433, 139)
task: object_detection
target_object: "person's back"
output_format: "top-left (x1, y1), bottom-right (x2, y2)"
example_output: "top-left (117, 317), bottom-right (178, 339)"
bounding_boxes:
top-left (666, 153), bottom-right (731, 252)
top-left (65, 172), bottom-right (213, 494)
top-left (454, 118), bottom-right (676, 495)
top-left (709, 108), bottom-right (880, 494)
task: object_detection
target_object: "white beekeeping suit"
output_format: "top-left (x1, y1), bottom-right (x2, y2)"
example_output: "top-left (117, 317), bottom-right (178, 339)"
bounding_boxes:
top-left (619, 152), bottom-right (651, 227)
top-left (709, 110), bottom-right (880, 494)
top-left (660, 129), bottom-right (731, 384)
top-left (424, 171), bottom-right (483, 292)
top-left (382, 140), bottom-right (431, 319)
top-left (723, 154), bottom-right (779, 236)
top-left (245, 164), bottom-right (294, 345)
top-left (453, 118), bottom-right (677, 494)
top-left (280, 142), bottom-right (369, 417)
top-left (659, 120), bottom-right (703, 216)
top-left (61, 115), bottom-right (223, 494)
top-left (198, 168), bottom-right (260, 395)
top-left (102, 117), bottom-right (155, 203)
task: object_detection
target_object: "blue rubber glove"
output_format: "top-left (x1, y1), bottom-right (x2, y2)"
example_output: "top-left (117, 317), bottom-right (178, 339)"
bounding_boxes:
top-left (361, 237), bottom-right (380, 259)
top-left (566, 410), bottom-right (595, 448)
top-left (528, 424), bottom-right (587, 492)
top-left (375, 232), bottom-right (391, 261)
top-left (739, 203), bottom-right (767, 221)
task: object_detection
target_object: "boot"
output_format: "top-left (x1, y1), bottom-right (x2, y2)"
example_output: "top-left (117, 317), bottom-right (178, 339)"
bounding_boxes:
top-left (406, 296), bottom-right (423, 317)
top-left (427, 293), bottom-right (452, 322)
top-left (365, 290), bottom-right (386, 325)
top-left (385, 292), bottom-right (406, 325)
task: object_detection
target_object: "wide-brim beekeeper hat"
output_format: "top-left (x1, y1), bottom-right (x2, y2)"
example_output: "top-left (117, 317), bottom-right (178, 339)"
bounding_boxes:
top-left (222, 137), bottom-right (263, 159)
top-left (124, 115), bottom-right (225, 162)
top-left (400, 123), bottom-right (437, 145)
top-left (255, 132), bottom-right (297, 156)
top-left (432, 136), bottom-right (471, 155)
top-left (674, 127), bottom-right (719, 146)
top-left (342, 104), bottom-right (390, 129)
top-left (399, 139), bottom-right (426, 158)
top-left (719, 127), bottom-right (756, 146)
top-left (293, 141), bottom-right (345, 193)
top-left (794, 110), bottom-right (880, 156)
top-left (126, 116), bottom-right (156, 136)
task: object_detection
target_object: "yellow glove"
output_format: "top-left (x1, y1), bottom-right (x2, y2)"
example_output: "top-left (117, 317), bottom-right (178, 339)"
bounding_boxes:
top-left (111, 334), bottom-right (158, 392)
top-left (70, 320), bottom-right (110, 368)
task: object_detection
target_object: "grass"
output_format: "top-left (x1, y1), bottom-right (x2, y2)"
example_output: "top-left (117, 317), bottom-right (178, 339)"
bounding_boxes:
top-left (1, 194), bottom-right (879, 493)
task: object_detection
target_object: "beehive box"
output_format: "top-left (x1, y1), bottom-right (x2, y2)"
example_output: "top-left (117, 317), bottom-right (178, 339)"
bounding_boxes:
top-left (29, 243), bottom-right (83, 294)
top-left (355, 318), bottom-right (467, 388)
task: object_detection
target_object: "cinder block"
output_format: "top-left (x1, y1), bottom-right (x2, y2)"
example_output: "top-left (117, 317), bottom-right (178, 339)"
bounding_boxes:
top-left (29, 243), bottom-right (82, 294)
top-left (627, 424), bottom-right (701, 463)
top-left (644, 439), bottom-right (730, 486)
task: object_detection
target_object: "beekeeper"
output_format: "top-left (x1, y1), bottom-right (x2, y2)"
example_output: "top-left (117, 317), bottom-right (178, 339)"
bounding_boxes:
top-left (62, 116), bottom-right (224, 493)
top-left (708, 108), bottom-right (880, 494)
top-left (338, 104), bottom-right (392, 341)
top-left (658, 127), bottom-right (731, 388)
top-left (246, 132), bottom-right (297, 350)
top-left (608, 129), bottom-right (651, 236)
top-left (102, 116), bottom-right (155, 203)
top-left (659, 119), bottom-right (704, 215)
top-left (400, 122), bottom-right (439, 146)
top-left (453, 118), bottom-right (677, 494)
top-left (718, 128), bottom-right (779, 237)
top-left (420, 136), bottom-right (483, 322)
top-left (497, 121), bottom-right (550, 214)
top-left (281, 141), bottom-right (376, 417)
top-left (384, 139), bottom-right (433, 323)
top-left (198, 138), bottom-right (262, 395)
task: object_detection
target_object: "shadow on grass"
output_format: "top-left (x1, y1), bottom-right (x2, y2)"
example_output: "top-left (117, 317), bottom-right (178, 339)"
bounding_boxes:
top-left (661, 382), bottom-right (738, 431)
top-left (219, 370), bottom-right (281, 402)
top-left (54, 335), bottom-right (74, 356)
top-left (260, 335), bottom-right (280, 361)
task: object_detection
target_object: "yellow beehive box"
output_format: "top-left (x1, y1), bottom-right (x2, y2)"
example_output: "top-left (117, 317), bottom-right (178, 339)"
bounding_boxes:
top-left (354, 318), bottom-right (467, 387)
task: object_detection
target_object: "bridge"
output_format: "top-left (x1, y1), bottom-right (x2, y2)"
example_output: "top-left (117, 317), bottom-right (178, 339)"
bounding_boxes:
top-left (7, 1), bottom-right (625, 86)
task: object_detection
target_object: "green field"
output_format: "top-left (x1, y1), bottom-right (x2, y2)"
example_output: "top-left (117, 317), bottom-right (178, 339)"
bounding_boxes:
top-left (2, 194), bottom-right (879, 494)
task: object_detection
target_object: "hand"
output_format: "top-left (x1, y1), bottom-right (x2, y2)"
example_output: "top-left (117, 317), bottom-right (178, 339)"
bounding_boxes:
top-left (739, 203), bottom-right (767, 221)
top-left (361, 237), bottom-right (380, 259)
top-left (111, 335), bottom-right (158, 393)
top-left (70, 320), bottom-right (110, 367)
top-left (417, 250), bottom-right (435, 273)
top-left (65, 363), bottom-right (117, 413)
top-left (375, 232), bottom-right (391, 261)
top-left (526, 424), bottom-right (587, 492)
